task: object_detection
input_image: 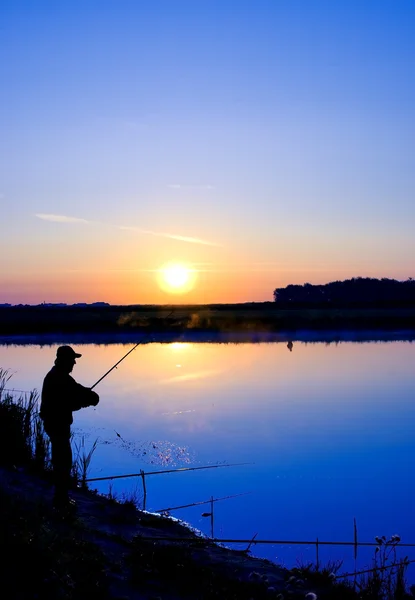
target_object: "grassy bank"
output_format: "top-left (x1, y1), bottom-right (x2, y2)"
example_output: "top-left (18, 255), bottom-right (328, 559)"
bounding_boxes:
top-left (1, 303), bottom-right (415, 335)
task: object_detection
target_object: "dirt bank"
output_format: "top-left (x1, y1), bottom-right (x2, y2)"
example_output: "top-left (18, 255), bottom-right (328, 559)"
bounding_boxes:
top-left (0, 466), bottom-right (357, 600)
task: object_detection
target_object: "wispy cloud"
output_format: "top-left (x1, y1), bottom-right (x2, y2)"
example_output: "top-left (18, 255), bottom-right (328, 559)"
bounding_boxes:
top-left (119, 226), bottom-right (222, 247)
top-left (161, 409), bottom-right (196, 416)
top-left (35, 213), bottom-right (89, 224)
top-left (191, 265), bottom-right (340, 273)
top-left (66, 264), bottom-right (343, 275)
top-left (34, 213), bottom-right (220, 246)
top-left (167, 184), bottom-right (215, 190)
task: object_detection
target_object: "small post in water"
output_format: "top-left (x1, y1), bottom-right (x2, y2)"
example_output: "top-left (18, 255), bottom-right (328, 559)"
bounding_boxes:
top-left (141, 469), bottom-right (147, 511)
top-left (316, 537), bottom-right (319, 570)
top-left (210, 496), bottom-right (214, 538)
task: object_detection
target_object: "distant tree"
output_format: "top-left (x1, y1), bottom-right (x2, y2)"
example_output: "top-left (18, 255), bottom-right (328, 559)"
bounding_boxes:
top-left (273, 277), bottom-right (415, 306)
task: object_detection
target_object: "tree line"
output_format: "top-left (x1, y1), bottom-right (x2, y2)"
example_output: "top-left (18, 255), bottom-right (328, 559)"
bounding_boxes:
top-left (273, 277), bottom-right (415, 307)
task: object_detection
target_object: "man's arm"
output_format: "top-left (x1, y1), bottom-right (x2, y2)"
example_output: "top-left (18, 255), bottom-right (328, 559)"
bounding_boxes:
top-left (71, 382), bottom-right (100, 411)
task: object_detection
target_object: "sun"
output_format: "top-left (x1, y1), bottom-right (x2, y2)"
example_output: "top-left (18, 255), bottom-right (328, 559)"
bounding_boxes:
top-left (157, 262), bottom-right (196, 294)
top-left (164, 264), bottom-right (189, 288)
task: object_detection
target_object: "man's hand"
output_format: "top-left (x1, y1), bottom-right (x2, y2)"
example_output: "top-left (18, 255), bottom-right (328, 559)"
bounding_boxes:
top-left (90, 390), bottom-right (100, 406)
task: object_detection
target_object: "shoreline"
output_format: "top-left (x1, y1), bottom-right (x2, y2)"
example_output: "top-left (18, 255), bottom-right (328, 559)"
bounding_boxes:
top-left (0, 464), bottom-right (352, 599)
top-left (1, 305), bottom-right (415, 338)
top-left (1, 328), bottom-right (415, 346)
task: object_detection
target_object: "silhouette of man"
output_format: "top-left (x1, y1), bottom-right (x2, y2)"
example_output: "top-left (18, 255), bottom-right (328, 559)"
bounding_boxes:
top-left (40, 345), bottom-right (99, 509)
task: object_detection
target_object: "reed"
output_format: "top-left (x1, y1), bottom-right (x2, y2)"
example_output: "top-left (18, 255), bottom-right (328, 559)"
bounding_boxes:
top-left (0, 368), bottom-right (49, 470)
top-left (354, 535), bottom-right (410, 600)
top-left (72, 436), bottom-right (99, 489)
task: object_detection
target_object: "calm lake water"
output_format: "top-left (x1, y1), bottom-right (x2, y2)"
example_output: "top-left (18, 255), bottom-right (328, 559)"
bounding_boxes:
top-left (1, 334), bottom-right (414, 578)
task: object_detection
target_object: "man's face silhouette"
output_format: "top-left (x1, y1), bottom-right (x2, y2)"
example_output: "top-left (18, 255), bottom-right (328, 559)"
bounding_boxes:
top-left (59, 358), bottom-right (76, 374)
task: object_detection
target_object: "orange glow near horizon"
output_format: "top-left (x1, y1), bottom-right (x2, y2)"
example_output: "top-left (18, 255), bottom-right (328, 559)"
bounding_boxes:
top-left (3, 260), bottom-right (412, 306)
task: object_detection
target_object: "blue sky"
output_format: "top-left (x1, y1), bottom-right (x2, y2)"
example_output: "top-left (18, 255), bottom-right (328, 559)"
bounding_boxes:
top-left (1, 0), bottom-right (414, 304)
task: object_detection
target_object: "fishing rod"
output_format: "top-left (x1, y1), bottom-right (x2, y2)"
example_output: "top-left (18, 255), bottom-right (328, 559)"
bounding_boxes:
top-left (90, 343), bottom-right (142, 390)
top-left (90, 310), bottom-right (174, 390)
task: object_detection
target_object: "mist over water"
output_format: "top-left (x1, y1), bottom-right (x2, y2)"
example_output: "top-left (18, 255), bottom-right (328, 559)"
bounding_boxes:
top-left (1, 335), bottom-right (414, 578)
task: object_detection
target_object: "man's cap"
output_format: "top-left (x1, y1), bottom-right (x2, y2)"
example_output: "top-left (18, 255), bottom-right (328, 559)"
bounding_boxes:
top-left (56, 345), bottom-right (82, 360)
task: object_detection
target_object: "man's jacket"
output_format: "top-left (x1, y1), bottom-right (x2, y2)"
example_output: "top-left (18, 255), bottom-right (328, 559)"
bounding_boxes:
top-left (40, 366), bottom-right (97, 431)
